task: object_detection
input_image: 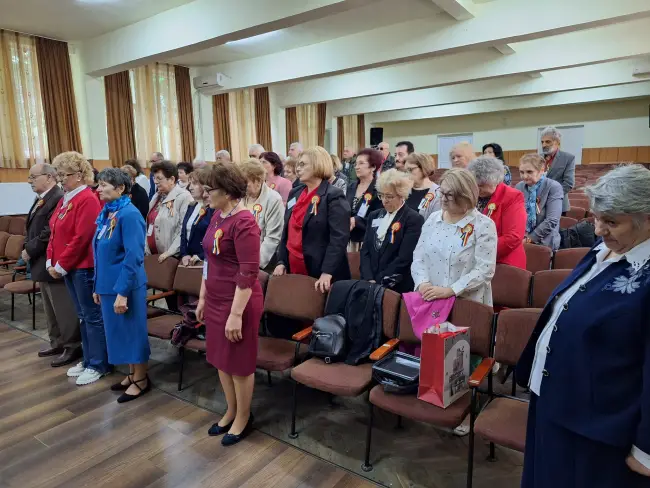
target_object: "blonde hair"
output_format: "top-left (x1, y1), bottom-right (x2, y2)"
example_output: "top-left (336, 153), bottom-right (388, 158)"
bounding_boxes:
top-left (238, 158), bottom-right (266, 183)
top-left (121, 164), bottom-right (137, 179)
top-left (301, 146), bottom-right (333, 180)
top-left (52, 151), bottom-right (94, 185)
top-left (377, 169), bottom-right (413, 199)
top-left (449, 142), bottom-right (476, 165)
top-left (519, 153), bottom-right (546, 172)
top-left (330, 154), bottom-right (342, 173)
top-left (405, 152), bottom-right (434, 177)
top-left (440, 167), bottom-right (479, 210)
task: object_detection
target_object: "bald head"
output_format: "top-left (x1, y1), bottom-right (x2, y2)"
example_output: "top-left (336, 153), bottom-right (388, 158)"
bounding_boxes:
top-left (378, 142), bottom-right (390, 160)
top-left (342, 146), bottom-right (356, 160)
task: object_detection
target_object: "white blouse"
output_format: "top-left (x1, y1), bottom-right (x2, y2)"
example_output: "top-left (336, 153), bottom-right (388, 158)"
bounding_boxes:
top-left (411, 209), bottom-right (497, 305)
top-left (185, 203), bottom-right (203, 241)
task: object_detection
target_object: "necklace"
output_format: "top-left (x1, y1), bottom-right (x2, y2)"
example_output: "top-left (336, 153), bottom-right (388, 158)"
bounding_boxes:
top-left (212, 201), bottom-right (240, 256)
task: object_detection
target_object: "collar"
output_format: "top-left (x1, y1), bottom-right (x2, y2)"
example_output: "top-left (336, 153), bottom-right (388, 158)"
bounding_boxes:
top-left (39, 185), bottom-right (55, 199)
top-left (433, 208), bottom-right (478, 227)
top-left (383, 203), bottom-right (405, 219)
top-left (595, 238), bottom-right (650, 273)
top-left (62, 185), bottom-right (87, 205)
top-left (160, 185), bottom-right (183, 204)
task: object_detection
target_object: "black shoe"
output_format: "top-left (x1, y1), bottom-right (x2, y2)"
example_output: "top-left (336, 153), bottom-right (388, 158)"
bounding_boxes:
top-left (39, 346), bottom-right (63, 358)
top-left (221, 414), bottom-right (254, 447)
top-left (51, 348), bottom-right (82, 368)
top-left (117, 376), bottom-right (152, 403)
top-left (110, 375), bottom-right (133, 391)
top-left (208, 420), bottom-right (234, 436)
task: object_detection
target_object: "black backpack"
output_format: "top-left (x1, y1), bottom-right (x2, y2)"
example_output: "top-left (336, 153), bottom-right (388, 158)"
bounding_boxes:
top-left (308, 314), bottom-right (347, 363)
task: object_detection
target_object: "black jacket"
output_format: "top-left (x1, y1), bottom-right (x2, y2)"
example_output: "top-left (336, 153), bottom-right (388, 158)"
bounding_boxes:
top-left (130, 183), bottom-right (149, 221)
top-left (278, 180), bottom-right (351, 281)
top-left (360, 205), bottom-right (424, 293)
top-left (24, 186), bottom-right (64, 283)
top-left (347, 179), bottom-right (383, 243)
top-left (180, 203), bottom-right (214, 260)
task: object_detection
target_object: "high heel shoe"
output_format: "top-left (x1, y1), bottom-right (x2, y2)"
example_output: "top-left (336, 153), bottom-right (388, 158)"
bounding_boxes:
top-left (110, 375), bottom-right (133, 391)
top-left (117, 376), bottom-right (152, 403)
top-left (221, 414), bottom-right (254, 446)
top-left (208, 419), bottom-right (234, 436)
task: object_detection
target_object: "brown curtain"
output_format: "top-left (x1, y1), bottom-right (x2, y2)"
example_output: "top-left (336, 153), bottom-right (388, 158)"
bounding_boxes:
top-left (285, 107), bottom-right (298, 155)
top-left (174, 65), bottom-right (196, 162)
top-left (317, 103), bottom-right (326, 147)
top-left (35, 37), bottom-right (82, 158)
top-left (104, 71), bottom-right (136, 167)
top-left (254, 87), bottom-right (272, 151)
top-left (357, 114), bottom-right (366, 149)
top-left (212, 93), bottom-right (231, 154)
top-left (337, 117), bottom-right (344, 159)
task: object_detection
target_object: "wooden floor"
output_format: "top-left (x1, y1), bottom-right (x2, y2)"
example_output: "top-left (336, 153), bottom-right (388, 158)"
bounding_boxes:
top-left (0, 323), bottom-right (376, 488)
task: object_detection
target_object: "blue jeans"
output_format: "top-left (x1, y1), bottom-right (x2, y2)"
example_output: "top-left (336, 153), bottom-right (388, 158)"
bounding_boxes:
top-left (64, 269), bottom-right (110, 374)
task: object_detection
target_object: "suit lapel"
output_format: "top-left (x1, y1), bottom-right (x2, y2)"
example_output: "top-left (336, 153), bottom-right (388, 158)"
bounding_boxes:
top-left (303, 180), bottom-right (328, 229)
top-left (26, 197), bottom-right (39, 226)
top-left (379, 205), bottom-right (407, 255)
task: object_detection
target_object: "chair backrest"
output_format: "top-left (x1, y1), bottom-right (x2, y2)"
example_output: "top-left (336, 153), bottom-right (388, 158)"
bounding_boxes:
top-left (0, 231), bottom-right (10, 257)
top-left (263, 274), bottom-right (326, 322)
top-left (553, 247), bottom-right (590, 270)
top-left (8, 216), bottom-right (26, 236)
top-left (0, 216), bottom-right (10, 233)
top-left (448, 298), bottom-right (495, 358)
top-left (397, 298), bottom-right (418, 344)
top-left (560, 216), bottom-right (578, 230)
top-left (4, 235), bottom-right (24, 260)
top-left (569, 196), bottom-right (590, 209)
top-left (144, 254), bottom-right (179, 290)
top-left (524, 243), bottom-right (552, 273)
top-left (531, 269), bottom-right (572, 308)
top-left (172, 265), bottom-right (202, 297)
top-left (381, 289), bottom-right (401, 339)
top-left (492, 264), bottom-right (532, 309)
top-left (258, 270), bottom-right (269, 295)
top-left (494, 308), bottom-right (541, 366)
top-left (565, 206), bottom-right (586, 220)
top-left (348, 252), bottom-right (360, 280)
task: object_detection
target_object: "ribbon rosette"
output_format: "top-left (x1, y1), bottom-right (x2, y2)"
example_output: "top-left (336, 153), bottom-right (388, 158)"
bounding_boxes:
top-left (252, 203), bottom-right (263, 222)
top-left (460, 223), bottom-right (474, 247)
top-left (536, 197), bottom-right (541, 214)
top-left (310, 195), bottom-right (320, 216)
top-left (212, 229), bottom-right (224, 255)
top-left (59, 202), bottom-right (73, 220)
top-left (36, 199), bottom-right (44, 208)
top-left (270, 183), bottom-right (276, 190)
top-left (363, 193), bottom-right (372, 204)
top-left (420, 192), bottom-right (434, 209)
top-left (107, 216), bottom-right (117, 239)
top-left (389, 222), bottom-right (401, 244)
top-left (486, 202), bottom-right (497, 218)
top-left (193, 207), bottom-right (206, 225)
top-left (166, 201), bottom-right (174, 217)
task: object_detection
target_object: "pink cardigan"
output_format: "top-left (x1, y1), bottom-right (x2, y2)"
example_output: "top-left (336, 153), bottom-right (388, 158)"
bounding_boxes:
top-left (266, 175), bottom-right (292, 205)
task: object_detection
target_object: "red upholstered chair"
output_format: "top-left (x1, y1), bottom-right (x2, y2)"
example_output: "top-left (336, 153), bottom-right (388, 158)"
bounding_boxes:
top-left (531, 269), bottom-right (572, 308)
top-left (523, 243), bottom-right (552, 274)
top-left (553, 248), bottom-right (590, 270)
top-left (560, 216), bottom-right (578, 230)
top-left (7, 216), bottom-right (26, 236)
top-left (348, 252), bottom-right (360, 280)
top-left (491, 264), bottom-right (532, 310)
top-left (0, 216), bottom-right (10, 233)
top-left (144, 254), bottom-right (179, 319)
top-left (569, 196), bottom-right (590, 211)
top-left (3, 279), bottom-right (39, 330)
top-left (565, 206), bottom-right (586, 220)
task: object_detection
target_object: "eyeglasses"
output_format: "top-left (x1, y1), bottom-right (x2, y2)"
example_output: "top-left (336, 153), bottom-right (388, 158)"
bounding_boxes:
top-left (377, 193), bottom-right (397, 201)
top-left (202, 186), bottom-right (224, 195)
top-left (404, 166), bottom-right (419, 174)
top-left (435, 188), bottom-right (455, 201)
top-left (56, 172), bottom-right (78, 180)
top-left (153, 176), bottom-right (168, 184)
top-left (27, 173), bottom-right (48, 182)
top-left (296, 162), bottom-right (311, 169)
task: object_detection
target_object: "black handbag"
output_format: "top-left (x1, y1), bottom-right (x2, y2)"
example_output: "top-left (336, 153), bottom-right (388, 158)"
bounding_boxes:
top-left (308, 314), bottom-right (347, 363)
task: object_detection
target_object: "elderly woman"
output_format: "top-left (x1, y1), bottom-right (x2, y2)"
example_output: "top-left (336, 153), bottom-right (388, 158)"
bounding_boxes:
top-left (177, 162), bottom-right (193, 190)
top-left (517, 164), bottom-right (650, 487)
top-left (284, 157), bottom-right (299, 187)
top-left (412, 167), bottom-right (497, 305)
top-left (261, 151), bottom-right (292, 205)
top-left (274, 146), bottom-right (351, 293)
top-left (482, 143), bottom-right (511, 186)
top-left (450, 142), bottom-right (476, 169)
top-left (239, 158), bottom-right (284, 272)
top-left (93, 169), bottom-right (150, 402)
top-left (329, 154), bottom-right (349, 195)
top-left (468, 156), bottom-right (527, 269)
top-left (121, 163), bottom-right (149, 220)
top-left (403, 152), bottom-right (440, 219)
top-left (516, 153), bottom-right (564, 251)
top-left (180, 170), bottom-right (214, 267)
top-left (47, 151), bottom-right (109, 385)
top-left (360, 169), bottom-right (423, 293)
top-left (196, 162), bottom-right (263, 446)
top-left (347, 148), bottom-right (384, 247)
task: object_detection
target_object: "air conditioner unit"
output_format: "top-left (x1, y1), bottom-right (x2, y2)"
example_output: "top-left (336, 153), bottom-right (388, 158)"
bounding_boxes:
top-left (193, 73), bottom-right (228, 90)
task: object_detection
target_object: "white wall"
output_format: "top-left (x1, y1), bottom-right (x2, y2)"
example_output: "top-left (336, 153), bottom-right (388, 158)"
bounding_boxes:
top-left (379, 99), bottom-right (650, 154)
top-left (68, 43), bottom-right (92, 157)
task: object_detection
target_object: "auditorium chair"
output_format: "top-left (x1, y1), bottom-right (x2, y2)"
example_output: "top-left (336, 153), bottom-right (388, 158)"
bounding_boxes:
top-left (553, 248), bottom-right (590, 270)
top-left (7, 216), bottom-right (26, 236)
top-left (0, 216), bottom-right (10, 233)
top-left (288, 288), bottom-right (401, 440)
top-left (0, 231), bottom-right (10, 258)
top-left (348, 252), bottom-right (361, 280)
top-left (3, 277), bottom-right (39, 330)
top-left (467, 309), bottom-right (541, 488)
top-left (531, 269), bottom-right (571, 308)
top-left (362, 298), bottom-right (495, 472)
top-left (144, 254), bottom-right (179, 319)
top-left (0, 235), bottom-right (37, 328)
top-left (145, 262), bottom-right (194, 341)
top-left (0, 235), bottom-right (26, 283)
top-left (569, 196), bottom-right (590, 211)
top-left (523, 243), bottom-right (552, 274)
top-left (565, 206), bottom-right (586, 220)
top-left (491, 264), bottom-right (532, 311)
top-left (560, 216), bottom-right (578, 230)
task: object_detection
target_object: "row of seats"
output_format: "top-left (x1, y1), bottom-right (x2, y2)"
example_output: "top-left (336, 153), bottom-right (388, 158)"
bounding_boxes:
top-left (0, 215), bottom-right (26, 237)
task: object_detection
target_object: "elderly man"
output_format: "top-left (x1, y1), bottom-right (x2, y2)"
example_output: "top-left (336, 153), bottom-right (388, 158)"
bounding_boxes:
top-left (193, 158), bottom-right (208, 170)
top-left (395, 141), bottom-right (414, 171)
top-left (24, 163), bottom-right (81, 366)
top-left (249, 144), bottom-right (265, 158)
top-left (288, 142), bottom-right (303, 159)
top-left (540, 126), bottom-right (575, 215)
top-left (148, 151), bottom-right (164, 199)
top-left (377, 142), bottom-right (395, 174)
top-left (215, 150), bottom-right (230, 162)
top-left (341, 146), bottom-right (357, 183)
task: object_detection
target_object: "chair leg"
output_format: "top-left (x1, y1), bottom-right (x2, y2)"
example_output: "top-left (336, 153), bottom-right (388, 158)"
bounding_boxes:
top-left (32, 287), bottom-right (36, 330)
top-left (511, 368), bottom-right (517, 397)
top-left (289, 380), bottom-right (299, 439)
top-left (267, 370), bottom-right (272, 386)
top-left (501, 366), bottom-right (513, 385)
top-left (177, 347), bottom-right (185, 392)
top-left (27, 293), bottom-right (32, 305)
top-left (396, 415), bottom-right (403, 429)
top-left (487, 442), bottom-right (496, 462)
top-left (467, 390), bottom-right (478, 488)
top-left (362, 397), bottom-right (374, 472)
top-left (10, 293), bottom-right (15, 321)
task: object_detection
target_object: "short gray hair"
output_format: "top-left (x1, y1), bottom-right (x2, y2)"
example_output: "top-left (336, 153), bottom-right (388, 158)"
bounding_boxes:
top-left (215, 150), bottom-right (230, 161)
top-left (540, 126), bottom-right (562, 143)
top-left (249, 144), bottom-right (265, 154)
top-left (377, 169), bottom-right (413, 199)
top-left (289, 142), bottom-right (303, 152)
top-left (586, 164), bottom-right (650, 217)
top-left (40, 163), bottom-right (57, 177)
top-left (193, 158), bottom-right (207, 169)
top-left (97, 168), bottom-right (132, 194)
top-left (467, 156), bottom-right (505, 186)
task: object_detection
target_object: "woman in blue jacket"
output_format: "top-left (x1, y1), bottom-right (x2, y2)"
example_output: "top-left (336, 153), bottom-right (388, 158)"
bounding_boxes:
top-left (517, 164), bottom-right (650, 487)
top-left (180, 170), bottom-right (214, 266)
top-left (93, 168), bottom-right (150, 403)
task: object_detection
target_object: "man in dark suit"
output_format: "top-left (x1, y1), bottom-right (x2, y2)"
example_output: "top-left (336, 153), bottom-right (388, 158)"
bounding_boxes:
top-left (540, 126), bottom-right (575, 214)
top-left (24, 163), bottom-right (81, 367)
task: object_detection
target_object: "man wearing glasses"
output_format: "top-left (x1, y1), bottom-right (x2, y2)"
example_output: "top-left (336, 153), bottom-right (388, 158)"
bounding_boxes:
top-left (25, 164), bottom-right (81, 367)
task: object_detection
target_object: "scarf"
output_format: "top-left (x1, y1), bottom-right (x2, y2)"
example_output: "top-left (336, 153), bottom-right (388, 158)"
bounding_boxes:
top-left (95, 195), bottom-right (131, 229)
top-left (525, 175), bottom-right (545, 233)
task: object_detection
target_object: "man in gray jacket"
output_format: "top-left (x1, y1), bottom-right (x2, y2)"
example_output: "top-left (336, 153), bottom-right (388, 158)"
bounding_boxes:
top-left (540, 126), bottom-right (575, 214)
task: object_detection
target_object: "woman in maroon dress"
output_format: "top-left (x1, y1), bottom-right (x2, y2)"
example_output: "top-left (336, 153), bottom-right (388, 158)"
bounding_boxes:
top-left (196, 163), bottom-right (263, 447)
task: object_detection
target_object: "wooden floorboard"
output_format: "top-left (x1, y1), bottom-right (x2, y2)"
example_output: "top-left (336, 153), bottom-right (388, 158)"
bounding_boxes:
top-left (0, 324), bottom-right (376, 488)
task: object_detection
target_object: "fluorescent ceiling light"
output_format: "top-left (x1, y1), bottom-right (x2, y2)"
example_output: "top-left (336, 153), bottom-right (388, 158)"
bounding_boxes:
top-left (226, 31), bottom-right (280, 47)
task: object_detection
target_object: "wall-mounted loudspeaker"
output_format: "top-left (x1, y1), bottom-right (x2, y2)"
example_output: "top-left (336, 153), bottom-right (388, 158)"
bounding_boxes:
top-left (370, 127), bottom-right (384, 147)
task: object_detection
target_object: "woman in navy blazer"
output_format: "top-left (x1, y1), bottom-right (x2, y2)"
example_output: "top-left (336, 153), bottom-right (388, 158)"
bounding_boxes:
top-left (93, 168), bottom-right (150, 404)
top-left (180, 171), bottom-right (214, 266)
top-left (517, 165), bottom-right (650, 487)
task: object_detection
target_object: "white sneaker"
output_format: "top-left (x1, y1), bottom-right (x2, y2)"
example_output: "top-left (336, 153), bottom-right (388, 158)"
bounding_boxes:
top-left (76, 368), bottom-right (107, 386)
top-left (67, 362), bottom-right (85, 377)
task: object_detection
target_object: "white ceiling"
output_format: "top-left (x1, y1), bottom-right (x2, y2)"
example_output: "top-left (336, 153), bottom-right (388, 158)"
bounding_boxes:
top-left (166, 0), bottom-right (442, 66)
top-left (0, 0), bottom-right (194, 41)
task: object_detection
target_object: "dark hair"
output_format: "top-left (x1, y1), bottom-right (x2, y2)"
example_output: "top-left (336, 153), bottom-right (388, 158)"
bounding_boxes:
top-left (125, 159), bottom-right (144, 175)
top-left (197, 162), bottom-right (247, 199)
top-left (356, 148), bottom-right (383, 172)
top-left (150, 160), bottom-right (178, 182)
top-left (482, 143), bottom-right (504, 161)
top-left (177, 162), bottom-right (193, 175)
top-left (396, 141), bottom-right (415, 154)
top-left (92, 168), bottom-right (99, 183)
top-left (97, 167), bottom-right (132, 194)
top-left (260, 151), bottom-right (283, 176)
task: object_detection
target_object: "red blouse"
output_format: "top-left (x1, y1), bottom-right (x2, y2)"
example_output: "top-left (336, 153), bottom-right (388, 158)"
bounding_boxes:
top-left (287, 187), bottom-right (318, 276)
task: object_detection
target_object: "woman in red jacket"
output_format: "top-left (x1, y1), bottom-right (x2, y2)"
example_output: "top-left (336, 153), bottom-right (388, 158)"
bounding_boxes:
top-left (47, 152), bottom-right (109, 386)
top-left (468, 156), bottom-right (527, 269)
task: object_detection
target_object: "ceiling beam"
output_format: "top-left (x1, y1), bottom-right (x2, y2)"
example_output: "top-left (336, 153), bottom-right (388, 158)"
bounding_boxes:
top-left (272, 18), bottom-right (650, 106)
top-left (81, 0), bottom-right (361, 76)
top-left (494, 44), bottom-right (515, 55)
top-left (430, 0), bottom-right (475, 20)
top-left (203, 0), bottom-right (650, 91)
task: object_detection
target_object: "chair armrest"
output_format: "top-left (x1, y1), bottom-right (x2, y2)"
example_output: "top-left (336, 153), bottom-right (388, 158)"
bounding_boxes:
top-left (0, 260), bottom-right (17, 266)
top-left (13, 266), bottom-right (26, 272)
top-left (292, 326), bottom-right (313, 342)
top-left (146, 290), bottom-right (176, 302)
top-left (369, 338), bottom-right (400, 361)
top-left (468, 358), bottom-right (495, 388)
